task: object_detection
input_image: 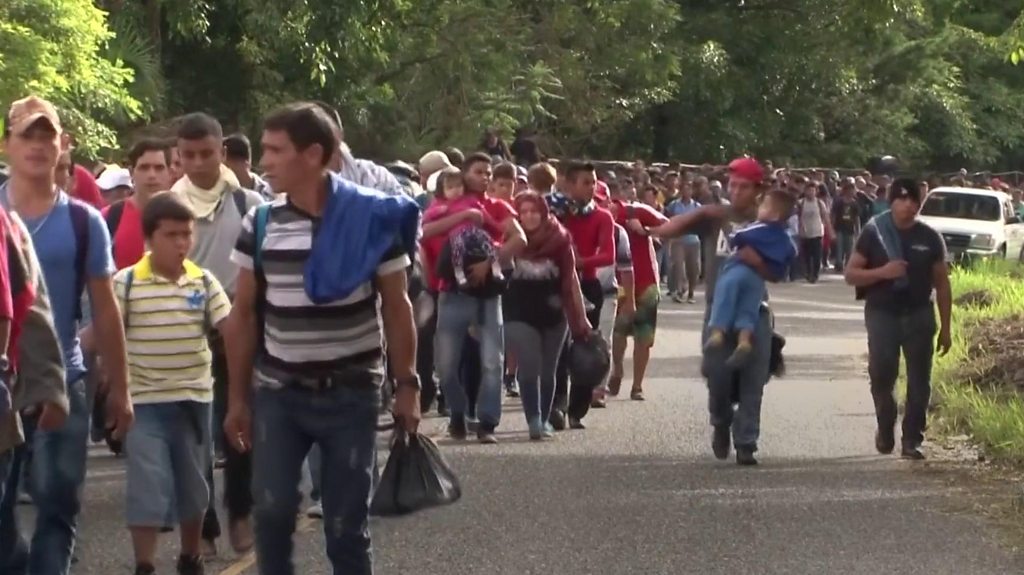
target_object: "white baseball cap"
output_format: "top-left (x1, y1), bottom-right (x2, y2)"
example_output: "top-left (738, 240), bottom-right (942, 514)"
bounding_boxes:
top-left (96, 167), bottom-right (133, 191)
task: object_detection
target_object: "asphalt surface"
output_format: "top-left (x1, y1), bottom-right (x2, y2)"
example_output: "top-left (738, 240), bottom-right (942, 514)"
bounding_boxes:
top-left (20, 273), bottom-right (1024, 574)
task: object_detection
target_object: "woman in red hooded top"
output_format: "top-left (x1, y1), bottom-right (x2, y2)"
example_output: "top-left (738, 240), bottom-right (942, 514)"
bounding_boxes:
top-left (503, 193), bottom-right (591, 440)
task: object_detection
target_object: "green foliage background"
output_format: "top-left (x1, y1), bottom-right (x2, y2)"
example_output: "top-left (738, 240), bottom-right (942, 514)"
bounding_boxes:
top-left (2, 0), bottom-right (1023, 170)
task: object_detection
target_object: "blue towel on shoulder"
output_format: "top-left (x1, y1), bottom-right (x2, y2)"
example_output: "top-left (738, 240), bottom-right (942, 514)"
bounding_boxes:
top-left (305, 173), bottom-right (421, 303)
top-left (864, 210), bottom-right (908, 289)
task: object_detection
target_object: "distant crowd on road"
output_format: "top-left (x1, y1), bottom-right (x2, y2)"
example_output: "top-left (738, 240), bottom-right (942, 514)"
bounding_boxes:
top-left (0, 95), bottom-right (967, 575)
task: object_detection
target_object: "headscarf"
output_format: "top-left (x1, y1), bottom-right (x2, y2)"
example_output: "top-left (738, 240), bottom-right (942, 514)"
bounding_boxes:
top-left (515, 192), bottom-right (569, 261)
top-left (71, 165), bottom-right (105, 209)
top-left (513, 192), bottom-right (590, 338)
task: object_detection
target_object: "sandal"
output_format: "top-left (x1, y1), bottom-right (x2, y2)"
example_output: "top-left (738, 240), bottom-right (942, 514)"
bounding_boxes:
top-left (630, 388), bottom-right (645, 401)
top-left (608, 374), bottom-right (623, 397)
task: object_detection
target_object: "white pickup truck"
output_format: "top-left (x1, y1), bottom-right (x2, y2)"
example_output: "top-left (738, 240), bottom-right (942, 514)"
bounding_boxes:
top-left (916, 186), bottom-right (1024, 262)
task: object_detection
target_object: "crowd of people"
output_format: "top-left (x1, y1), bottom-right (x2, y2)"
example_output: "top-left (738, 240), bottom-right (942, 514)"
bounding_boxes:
top-left (0, 93), bottom-right (971, 575)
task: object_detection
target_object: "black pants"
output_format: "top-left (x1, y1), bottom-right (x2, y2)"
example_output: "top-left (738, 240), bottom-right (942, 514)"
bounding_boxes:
top-left (553, 279), bottom-right (605, 420)
top-left (416, 291), bottom-right (439, 411)
top-left (801, 237), bottom-right (823, 281)
top-left (203, 346), bottom-right (253, 540)
top-left (865, 305), bottom-right (936, 448)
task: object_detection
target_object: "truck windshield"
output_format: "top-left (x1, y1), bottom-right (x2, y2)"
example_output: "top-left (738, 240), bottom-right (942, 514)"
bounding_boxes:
top-left (920, 192), bottom-right (1001, 222)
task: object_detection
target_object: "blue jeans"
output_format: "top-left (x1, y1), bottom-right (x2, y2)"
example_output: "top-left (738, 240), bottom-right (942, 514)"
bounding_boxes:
top-left (0, 377), bottom-right (90, 575)
top-left (703, 306), bottom-right (772, 449)
top-left (834, 230), bottom-right (855, 269)
top-left (252, 383), bottom-right (379, 575)
top-left (707, 258), bottom-right (764, 333)
top-left (435, 292), bottom-right (504, 428)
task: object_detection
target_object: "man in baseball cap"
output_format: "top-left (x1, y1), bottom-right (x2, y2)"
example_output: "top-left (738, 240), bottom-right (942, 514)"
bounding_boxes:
top-left (626, 156), bottom-right (775, 465)
top-left (2, 95), bottom-right (133, 572)
top-left (3, 97), bottom-right (66, 182)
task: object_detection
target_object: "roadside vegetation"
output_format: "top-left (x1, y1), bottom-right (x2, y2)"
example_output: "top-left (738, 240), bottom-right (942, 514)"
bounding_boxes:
top-left (931, 259), bottom-right (1024, 463)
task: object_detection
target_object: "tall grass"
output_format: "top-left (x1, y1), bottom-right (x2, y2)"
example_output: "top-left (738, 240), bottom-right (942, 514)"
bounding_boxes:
top-left (931, 259), bottom-right (1024, 462)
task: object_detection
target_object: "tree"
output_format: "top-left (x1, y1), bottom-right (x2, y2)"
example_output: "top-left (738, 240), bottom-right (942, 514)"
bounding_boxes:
top-left (0, 0), bottom-right (142, 157)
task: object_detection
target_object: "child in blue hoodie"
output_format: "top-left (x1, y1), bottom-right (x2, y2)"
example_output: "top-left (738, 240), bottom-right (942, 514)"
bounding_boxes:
top-left (705, 189), bottom-right (797, 366)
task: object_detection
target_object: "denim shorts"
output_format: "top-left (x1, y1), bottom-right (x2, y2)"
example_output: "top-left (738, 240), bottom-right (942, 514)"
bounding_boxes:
top-left (125, 401), bottom-right (212, 527)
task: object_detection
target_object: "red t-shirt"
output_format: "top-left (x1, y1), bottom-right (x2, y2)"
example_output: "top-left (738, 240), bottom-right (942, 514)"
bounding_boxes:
top-left (613, 201), bottom-right (668, 294)
top-left (562, 207), bottom-right (615, 281)
top-left (103, 200), bottom-right (146, 270)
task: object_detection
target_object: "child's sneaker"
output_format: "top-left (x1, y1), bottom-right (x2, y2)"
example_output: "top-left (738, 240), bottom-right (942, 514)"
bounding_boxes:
top-left (703, 329), bottom-right (726, 352)
top-left (725, 340), bottom-right (754, 369)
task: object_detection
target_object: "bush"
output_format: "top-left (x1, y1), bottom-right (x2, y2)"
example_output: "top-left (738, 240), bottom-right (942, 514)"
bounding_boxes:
top-left (931, 259), bottom-right (1024, 462)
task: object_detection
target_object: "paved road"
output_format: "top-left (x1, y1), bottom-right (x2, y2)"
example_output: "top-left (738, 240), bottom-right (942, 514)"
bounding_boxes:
top-left (21, 274), bottom-right (1024, 574)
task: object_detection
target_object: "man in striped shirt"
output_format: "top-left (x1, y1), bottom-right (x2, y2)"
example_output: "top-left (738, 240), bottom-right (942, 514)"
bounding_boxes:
top-left (223, 103), bottom-right (419, 575)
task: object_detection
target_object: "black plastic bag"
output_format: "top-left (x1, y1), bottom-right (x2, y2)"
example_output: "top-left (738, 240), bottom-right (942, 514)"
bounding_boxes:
top-left (370, 431), bottom-right (461, 517)
top-left (769, 331), bottom-right (786, 377)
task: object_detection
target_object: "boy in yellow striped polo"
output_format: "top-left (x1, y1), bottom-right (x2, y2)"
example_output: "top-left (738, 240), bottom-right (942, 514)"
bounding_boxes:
top-left (115, 191), bottom-right (230, 575)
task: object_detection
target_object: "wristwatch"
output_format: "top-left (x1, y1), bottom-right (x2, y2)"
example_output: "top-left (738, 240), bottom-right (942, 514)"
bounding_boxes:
top-left (394, 375), bottom-right (421, 391)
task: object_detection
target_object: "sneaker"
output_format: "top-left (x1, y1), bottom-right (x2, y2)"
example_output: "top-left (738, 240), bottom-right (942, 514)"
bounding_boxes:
top-left (527, 416), bottom-right (544, 441)
top-left (447, 414), bottom-right (468, 440)
top-left (466, 415), bottom-right (480, 433)
top-left (504, 375), bottom-right (520, 398)
top-left (477, 425), bottom-right (498, 444)
top-left (176, 554), bottom-right (205, 575)
top-left (736, 446), bottom-right (759, 466)
top-left (541, 422), bottom-right (555, 438)
top-left (686, 295), bottom-right (696, 304)
top-left (875, 426), bottom-right (895, 455)
top-left (135, 564), bottom-right (156, 575)
top-left (671, 294), bottom-right (684, 304)
top-left (568, 417), bottom-right (586, 430)
top-left (306, 502), bottom-right (323, 519)
top-left (228, 517), bottom-right (254, 553)
top-left (712, 426), bottom-right (731, 460)
top-left (200, 538), bottom-right (217, 558)
top-left (549, 409), bottom-right (567, 431)
top-left (703, 330), bottom-right (725, 352)
top-left (900, 444), bottom-right (925, 461)
top-left (724, 341), bottom-right (753, 369)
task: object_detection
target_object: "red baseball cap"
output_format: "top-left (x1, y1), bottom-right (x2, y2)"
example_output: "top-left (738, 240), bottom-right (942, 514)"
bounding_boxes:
top-left (728, 157), bottom-right (765, 184)
top-left (594, 180), bottom-right (609, 203)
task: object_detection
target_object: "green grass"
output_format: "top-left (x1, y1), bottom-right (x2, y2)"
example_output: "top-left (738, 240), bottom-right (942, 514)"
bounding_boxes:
top-left (930, 259), bottom-right (1024, 463)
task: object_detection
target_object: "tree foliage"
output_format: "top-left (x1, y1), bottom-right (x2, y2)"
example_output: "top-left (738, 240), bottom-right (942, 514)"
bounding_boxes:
top-left (3, 0), bottom-right (1023, 170)
top-left (0, 0), bottom-right (142, 157)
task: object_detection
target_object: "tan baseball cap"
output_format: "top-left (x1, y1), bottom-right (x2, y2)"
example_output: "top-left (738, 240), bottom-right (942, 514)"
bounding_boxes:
top-left (417, 150), bottom-right (452, 177)
top-left (6, 96), bottom-right (62, 136)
